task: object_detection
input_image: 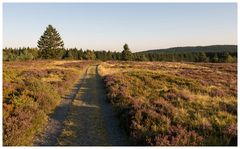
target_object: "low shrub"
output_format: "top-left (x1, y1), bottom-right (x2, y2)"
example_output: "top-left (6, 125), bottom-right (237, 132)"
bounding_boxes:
top-left (3, 60), bottom-right (92, 146)
top-left (101, 61), bottom-right (237, 146)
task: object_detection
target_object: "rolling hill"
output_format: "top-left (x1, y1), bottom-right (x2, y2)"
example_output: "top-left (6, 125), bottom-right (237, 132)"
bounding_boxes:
top-left (137, 45), bottom-right (237, 54)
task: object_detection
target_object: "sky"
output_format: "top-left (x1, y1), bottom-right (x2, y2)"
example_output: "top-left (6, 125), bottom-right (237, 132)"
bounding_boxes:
top-left (3, 3), bottom-right (237, 52)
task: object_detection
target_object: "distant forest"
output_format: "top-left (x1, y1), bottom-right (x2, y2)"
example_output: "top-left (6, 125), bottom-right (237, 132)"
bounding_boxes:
top-left (137, 45), bottom-right (237, 62)
top-left (3, 45), bottom-right (237, 63)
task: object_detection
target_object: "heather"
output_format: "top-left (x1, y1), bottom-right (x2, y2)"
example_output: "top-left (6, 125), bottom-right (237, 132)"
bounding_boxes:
top-left (3, 60), bottom-right (93, 145)
top-left (99, 61), bottom-right (237, 146)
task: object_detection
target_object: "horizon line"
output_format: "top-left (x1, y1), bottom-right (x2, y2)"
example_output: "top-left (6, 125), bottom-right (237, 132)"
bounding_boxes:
top-left (3, 43), bottom-right (237, 52)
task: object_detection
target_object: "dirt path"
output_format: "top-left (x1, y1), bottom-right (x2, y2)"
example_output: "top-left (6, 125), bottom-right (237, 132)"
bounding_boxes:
top-left (33, 68), bottom-right (89, 146)
top-left (34, 65), bottom-right (130, 146)
top-left (58, 65), bottom-right (130, 146)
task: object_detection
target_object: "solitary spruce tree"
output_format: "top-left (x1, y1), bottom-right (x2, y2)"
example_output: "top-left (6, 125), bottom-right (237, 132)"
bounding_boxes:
top-left (122, 43), bottom-right (133, 61)
top-left (38, 25), bottom-right (64, 59)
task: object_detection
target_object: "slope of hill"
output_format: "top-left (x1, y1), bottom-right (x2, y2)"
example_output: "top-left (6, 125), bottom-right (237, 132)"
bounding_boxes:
top-left (137, 45), bottom-right (237, 54)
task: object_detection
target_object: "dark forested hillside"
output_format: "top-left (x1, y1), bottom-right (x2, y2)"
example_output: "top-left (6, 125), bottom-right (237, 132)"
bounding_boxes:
top-left (138, 45), bottom-right (237, 54)
top-left (135, 45), bottom-right (237, 62)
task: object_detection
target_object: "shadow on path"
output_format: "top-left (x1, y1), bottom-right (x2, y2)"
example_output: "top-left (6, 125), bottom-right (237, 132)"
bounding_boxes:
top-left (33, 68), bottom-right (89, 146)
top-left (58, 65), bottom-right (130, 146)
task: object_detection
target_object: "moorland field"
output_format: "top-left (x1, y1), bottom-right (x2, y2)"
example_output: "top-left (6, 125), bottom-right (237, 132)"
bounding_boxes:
top-left (3, 60), bottom-right (237, 146)
top-left (99, 61), bottom-right (237, 145)
top-left (3, 60), bottom-right (95, 145)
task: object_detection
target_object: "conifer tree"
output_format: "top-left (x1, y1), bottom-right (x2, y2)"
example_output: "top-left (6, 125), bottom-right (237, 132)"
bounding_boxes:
top-left (122, 43), bottom-right (133, 61)
top-left (38, 25), bottom-right (64, 59)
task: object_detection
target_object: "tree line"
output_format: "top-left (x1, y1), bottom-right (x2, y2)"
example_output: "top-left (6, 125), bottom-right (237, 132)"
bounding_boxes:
top-left (3, 25), bottom-right (237, 63)
top-left (3, 46), bottom-right (237, 63)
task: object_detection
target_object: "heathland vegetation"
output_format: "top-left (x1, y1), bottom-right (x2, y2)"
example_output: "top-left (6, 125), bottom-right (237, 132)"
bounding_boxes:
top-left (3, 60), bottom-right (95, 145)
top-left (98, 61), bottom-right (237, 145)
top-left (3, 25), bottom-right (238, 146)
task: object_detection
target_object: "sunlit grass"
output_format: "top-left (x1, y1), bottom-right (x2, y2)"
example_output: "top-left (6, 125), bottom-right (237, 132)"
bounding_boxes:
top-left (3, 60), bottom-right (93, 146)
top-left (100, 61), bottom-right (237, 146)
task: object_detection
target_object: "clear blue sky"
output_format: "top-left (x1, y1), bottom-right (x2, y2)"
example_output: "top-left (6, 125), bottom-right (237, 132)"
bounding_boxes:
top-left (3, 3), bottom-right (237, 52)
